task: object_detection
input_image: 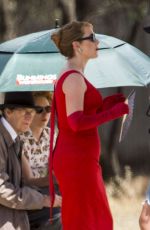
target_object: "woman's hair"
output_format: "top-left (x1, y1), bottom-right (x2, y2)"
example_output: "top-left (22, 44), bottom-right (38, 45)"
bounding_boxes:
top-left (51, 21), bottom-right (92, 58)
top-left (32, 91), bottom-right (53, 104)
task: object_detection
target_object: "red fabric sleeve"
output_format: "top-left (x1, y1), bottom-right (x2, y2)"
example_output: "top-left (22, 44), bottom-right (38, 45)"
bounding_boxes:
top-left (67, 102), bottom-right (129, 132)
top-left (102, 93), bottom-right (125, 110)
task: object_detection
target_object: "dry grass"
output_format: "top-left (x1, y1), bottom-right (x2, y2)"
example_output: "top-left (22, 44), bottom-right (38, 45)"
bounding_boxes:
top-left (106, 166), bottom-right (150, 230)
top-left (108, 194), bottom-right (143, 230)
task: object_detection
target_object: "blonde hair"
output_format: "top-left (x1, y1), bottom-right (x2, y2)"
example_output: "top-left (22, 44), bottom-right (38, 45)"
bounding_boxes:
top-left (51, 20), bottom-right (92, 58)
top-left (32, 91), bottom-right (53, 105)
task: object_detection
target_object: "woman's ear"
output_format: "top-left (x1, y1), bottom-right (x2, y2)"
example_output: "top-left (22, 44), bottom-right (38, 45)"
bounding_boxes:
top-left (72, 41), bottom-right (82, 54)
top-left (72, 41), bottom-right (80, 51)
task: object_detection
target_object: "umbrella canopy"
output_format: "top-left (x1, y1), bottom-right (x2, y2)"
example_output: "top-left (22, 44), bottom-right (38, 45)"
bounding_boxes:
top-left (0, 29), bottom-right (149, 92)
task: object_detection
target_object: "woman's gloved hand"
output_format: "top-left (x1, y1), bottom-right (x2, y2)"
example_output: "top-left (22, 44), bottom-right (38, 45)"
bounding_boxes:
top-left (102, 93), bottom-right (126, 110)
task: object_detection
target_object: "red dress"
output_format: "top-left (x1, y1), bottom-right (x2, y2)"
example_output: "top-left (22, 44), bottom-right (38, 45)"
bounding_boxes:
top-left (51, 70), bottom-right (123, 230)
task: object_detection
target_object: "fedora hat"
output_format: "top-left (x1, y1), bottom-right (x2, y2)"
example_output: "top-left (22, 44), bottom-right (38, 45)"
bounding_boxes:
top-left (0, 92), bottom-right (36, 110)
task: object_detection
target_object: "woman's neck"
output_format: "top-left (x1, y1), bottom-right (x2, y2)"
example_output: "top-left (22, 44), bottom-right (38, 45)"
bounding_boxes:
top-left (30, 124), bottom-right (43, 141)
top-left (67, 57), bottom-right (88, 73)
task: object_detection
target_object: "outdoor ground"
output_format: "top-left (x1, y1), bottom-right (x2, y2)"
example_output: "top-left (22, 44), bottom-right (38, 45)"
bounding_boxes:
top-left (105, 168), bottom-right (149, 230)
top-left (109, 194), bottom-right (143, 230)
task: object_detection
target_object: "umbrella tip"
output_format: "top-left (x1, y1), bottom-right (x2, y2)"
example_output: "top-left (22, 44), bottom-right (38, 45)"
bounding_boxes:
top-left (55, 19), bottom-right (60, 28)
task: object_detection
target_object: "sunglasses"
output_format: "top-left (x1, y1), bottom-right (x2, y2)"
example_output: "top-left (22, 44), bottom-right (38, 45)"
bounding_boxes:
top-left (36, 106), bottom-right (51, 114)
top-left (77, 33), bottom-right (97, 42)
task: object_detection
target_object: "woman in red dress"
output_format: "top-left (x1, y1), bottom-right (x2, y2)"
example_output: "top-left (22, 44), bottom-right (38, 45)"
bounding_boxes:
top-left (50, 21), bottom-right (129, 230)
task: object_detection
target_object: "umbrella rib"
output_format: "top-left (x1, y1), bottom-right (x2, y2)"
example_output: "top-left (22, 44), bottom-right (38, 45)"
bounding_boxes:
top-left (16, 51), bottom-right (60, 54)
top-left (0, 51), bottom-right (14, 54)
top-left (97, 43), bottom-right (125, 50)
top-left (114, 43), bottom-right (126, 48)
top-left (0, 50), bottom-right (59, 54)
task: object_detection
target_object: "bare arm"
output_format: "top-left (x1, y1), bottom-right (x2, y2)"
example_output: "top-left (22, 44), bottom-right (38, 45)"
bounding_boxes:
top-left (62, 72), bottom-right (128, 132)
top-left (22, 153), bottom-right (62, 207)
top-left (62, 72), bottom-right (87, 115)
top-left (21, 154), bottom-right (49, 187)
top-left (139, 202), bottom-right (150, 230)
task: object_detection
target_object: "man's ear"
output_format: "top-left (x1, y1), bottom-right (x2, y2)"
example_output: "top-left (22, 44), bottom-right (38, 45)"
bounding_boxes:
top-left (4, 108), bottom-right (13, 117)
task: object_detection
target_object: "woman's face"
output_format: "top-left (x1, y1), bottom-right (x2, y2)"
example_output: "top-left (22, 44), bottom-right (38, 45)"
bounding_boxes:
top-left (31, 96), bottom-right (51, 129)
top-left (79, 25), bottom-right (99, 59)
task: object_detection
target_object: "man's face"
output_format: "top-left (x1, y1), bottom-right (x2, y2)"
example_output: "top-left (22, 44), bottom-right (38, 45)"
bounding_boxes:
top-left (5, 107), bottom-right (36, 133)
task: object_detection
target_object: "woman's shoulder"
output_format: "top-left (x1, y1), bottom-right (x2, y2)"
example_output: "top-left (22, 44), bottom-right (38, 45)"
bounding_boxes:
top-left (44, 126), bottom-right (50, 134)
top-left (62, 70), bottom-right (86, 93)
top-left (42, 127), bottom-right (50, 139)
top-left (56, 69), bottom-right (85, 86)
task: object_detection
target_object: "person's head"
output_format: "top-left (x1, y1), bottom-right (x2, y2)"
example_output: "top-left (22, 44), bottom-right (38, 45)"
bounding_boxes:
top-left (0, 92), bottom-right (37, 133)
top-left (51, 20), bottom-right (99, 60)
top-left (31, 91), bottom-right (52, 129)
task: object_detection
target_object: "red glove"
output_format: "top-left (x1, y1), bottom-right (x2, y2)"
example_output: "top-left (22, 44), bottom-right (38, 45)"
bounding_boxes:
top-left (67, 102), bottom-right (129, 132)
top-left (102, 93), bottom-right (126, 111)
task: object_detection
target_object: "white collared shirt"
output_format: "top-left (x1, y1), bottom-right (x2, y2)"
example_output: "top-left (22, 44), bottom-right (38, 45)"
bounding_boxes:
top-left (1, 116), bottom-right (17, 142)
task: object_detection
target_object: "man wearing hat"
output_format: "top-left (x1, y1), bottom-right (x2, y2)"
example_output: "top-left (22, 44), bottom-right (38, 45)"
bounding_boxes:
top-left (0, 92), bottom-right (53, 230)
